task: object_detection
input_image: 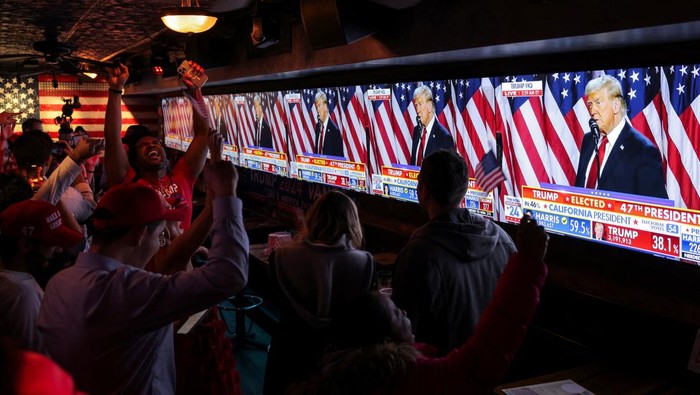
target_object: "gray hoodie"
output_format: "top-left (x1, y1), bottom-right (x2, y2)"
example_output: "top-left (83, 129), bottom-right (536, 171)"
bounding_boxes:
top-left (392, 208), bottom-right (516, 356)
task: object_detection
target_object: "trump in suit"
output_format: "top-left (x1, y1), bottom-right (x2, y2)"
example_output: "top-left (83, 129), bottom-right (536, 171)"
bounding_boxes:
top-left (314, 91), bottom-right (344, 157)
top-left (575, 75), bottom-right (667, 199)
top-left (410, 85), bottom-right (455, 166)
top-left (253, 95), bottom-right (273, 149)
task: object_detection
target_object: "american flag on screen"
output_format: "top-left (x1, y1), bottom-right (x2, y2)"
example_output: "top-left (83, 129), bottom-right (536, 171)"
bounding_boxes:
top-left (366, 83), bottom-right (397, 175)
top-left (264, 90), bottom-right (288, 153)
top-left (422, 80), bottom-right (456, 137)
top-left (475, 149), bottom-right (506, 193)
top-left (287, 89), bottom-right (317, 158)
top-left (337, 86), bottom-right (367, 164)
top-left (660, 65), bottom-right (700, 209)
top-left (235, 92), bottom-right (256, 148)
top-left (391, 82), bottom-right (417, 164)
top-left (451, 78), bottom-right (497, 180)
top-left (38, 74), bottom-right (157, 138)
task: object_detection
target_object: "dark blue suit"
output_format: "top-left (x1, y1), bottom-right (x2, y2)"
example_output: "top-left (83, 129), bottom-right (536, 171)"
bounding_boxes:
top-left (410, 120), bottom-right (455, 166)
top-left (255, 117), bottom-right (273, 149)
top-left (575, 122), bottom-right (667, 199)
top-left (317, 119), bottom-right (344, 157)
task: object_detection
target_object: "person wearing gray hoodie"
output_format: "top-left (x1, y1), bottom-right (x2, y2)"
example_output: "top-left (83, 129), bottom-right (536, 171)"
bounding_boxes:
top-left (392, 149), bottom-right (516, 356)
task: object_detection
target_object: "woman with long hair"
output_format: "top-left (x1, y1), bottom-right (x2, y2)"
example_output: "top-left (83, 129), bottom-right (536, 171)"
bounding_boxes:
top-left (264, 190), bottom-right (375, 394)
top-left (291, 214), bottom-right (549, 395)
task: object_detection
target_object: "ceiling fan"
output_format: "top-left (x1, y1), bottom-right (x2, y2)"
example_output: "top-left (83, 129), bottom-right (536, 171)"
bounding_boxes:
top-left (0, 27), bottom-right (114, 78)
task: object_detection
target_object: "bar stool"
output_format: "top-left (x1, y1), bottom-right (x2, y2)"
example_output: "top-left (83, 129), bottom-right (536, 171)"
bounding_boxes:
top-left (218, 290), bottom-right (268, 351)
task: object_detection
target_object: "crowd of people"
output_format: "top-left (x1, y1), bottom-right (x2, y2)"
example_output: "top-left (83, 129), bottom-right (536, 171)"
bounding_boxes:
top-left (0, 61), bottom-right (550, 395)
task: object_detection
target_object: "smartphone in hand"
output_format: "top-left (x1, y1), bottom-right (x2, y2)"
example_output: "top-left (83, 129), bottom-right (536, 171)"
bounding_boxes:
top-left (177, 61), bottom-right (208, 88)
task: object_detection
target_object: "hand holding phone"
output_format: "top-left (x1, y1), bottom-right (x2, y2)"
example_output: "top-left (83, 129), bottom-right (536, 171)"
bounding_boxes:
top-left (178, 60), bottom-right (208, 88)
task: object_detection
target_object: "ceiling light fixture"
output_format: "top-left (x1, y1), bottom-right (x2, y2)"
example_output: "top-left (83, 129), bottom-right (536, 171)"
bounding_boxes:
top-left (161, 0), bottom-right (218, 34)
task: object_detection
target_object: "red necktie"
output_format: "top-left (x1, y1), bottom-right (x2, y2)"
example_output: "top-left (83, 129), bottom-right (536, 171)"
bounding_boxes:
top-left (318, 125), bottom-right (325, 153)
top-left (586, 135), bottom-right (608, 189)
top-left (417, 126), bottom-right (427, 166)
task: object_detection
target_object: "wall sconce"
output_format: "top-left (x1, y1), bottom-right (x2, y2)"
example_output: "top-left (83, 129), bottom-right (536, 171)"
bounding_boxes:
top-left (251, 16), bottom-right (279, 49)
top-left (161, 0), bottom-right (218, 34)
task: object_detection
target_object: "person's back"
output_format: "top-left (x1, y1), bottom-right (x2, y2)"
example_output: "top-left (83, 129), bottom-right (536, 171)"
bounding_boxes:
top-left (39, 162), bottom-right (248, 394)
top-left (393, 208), bottom-right (514, 355)
top-left (392, 150), bottom-right (515, 355)
top-left (265, 191), bottom-right (374, 394)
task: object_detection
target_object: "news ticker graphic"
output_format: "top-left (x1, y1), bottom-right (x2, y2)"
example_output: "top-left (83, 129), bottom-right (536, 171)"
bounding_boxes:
top-left (378, 166), bottom-right (495, 214)
top-left (380, 165), bottom-right (419, 202)
top-left (465, 179), bottom-right (494, 217)
top-left (510, 184), bottom-right (700, 263)
top-left (242, 148), bottom-right (288, 177)
top-left (294, 155), bottom-right (367, 192)
top-left (501, 81), bottom-right (543, 97)
top-left (222, 144), bottom-right (239, 165)
top-left (165, 133), bottom-right (181, 150)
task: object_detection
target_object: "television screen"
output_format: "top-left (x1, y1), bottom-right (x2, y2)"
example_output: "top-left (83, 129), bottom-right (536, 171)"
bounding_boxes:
top-left (203, 94), bottom-right (239, 164)
top-left (162, 64), bottom-right (700, 265)
top-left (286, 88), bottom-right (369, 192)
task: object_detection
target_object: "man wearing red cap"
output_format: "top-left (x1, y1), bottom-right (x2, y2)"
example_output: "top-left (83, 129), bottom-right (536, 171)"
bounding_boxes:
top-left (0, 199), bottom-right (83, 352)
top-left (38, 161), bottom-right (248, 395)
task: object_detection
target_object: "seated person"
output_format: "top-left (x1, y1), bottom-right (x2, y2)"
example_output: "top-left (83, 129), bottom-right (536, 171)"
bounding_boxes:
top-left (290, 215), bottom-right (548, 395)
top-left (265, 191), bottom-right (375, 394)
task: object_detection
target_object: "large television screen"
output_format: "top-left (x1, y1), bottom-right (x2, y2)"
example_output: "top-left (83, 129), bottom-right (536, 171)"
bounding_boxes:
top-left (161, 64), bottom-right (700, 265)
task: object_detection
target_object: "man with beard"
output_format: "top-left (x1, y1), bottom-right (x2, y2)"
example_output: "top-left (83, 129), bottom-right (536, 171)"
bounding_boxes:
top-left (0, 199), bottom-right (83, 352)
top-left (103, 61), bottom-right (210, 229)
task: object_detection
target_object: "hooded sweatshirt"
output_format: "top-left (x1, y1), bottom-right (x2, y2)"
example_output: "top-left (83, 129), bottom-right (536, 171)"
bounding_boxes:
top-left (393, 208), bottom-right (516, 356)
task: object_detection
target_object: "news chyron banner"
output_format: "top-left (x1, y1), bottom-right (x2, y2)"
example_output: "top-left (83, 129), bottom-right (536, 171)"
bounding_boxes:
top-left (465, 179), bottom-right (495, 217)
top-left (241, 148), bottom-right (288, 176)
top-left (378, 165), bottom-right (419, 202)
top-left (294, 155), bottom-right (367, 192)
top-left (510, 183), bottom-right (700, 264)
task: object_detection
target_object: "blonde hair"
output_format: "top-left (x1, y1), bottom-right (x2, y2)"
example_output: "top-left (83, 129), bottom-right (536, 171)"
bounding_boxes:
top-left (585, 75), bottom-right (627, 112)
top-left (304, 191), bottom-right (364, 248)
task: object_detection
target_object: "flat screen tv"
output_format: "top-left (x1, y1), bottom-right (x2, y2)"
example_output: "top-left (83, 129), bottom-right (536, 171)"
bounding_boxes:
top-left (162, 63), bottom-right (700, 264)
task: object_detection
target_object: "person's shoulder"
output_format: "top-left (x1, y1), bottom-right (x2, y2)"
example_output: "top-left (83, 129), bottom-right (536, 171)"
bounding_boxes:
top-left (624, 124), bottom-right (656, 148)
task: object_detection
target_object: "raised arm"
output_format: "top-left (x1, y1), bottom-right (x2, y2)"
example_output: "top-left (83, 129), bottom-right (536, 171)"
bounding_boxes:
top-left (103, 64), bottom-right (130, 186)
top-left (151, 189), bottom-right (213, 274)
top-left (181, 61), bottom-right (211, 180)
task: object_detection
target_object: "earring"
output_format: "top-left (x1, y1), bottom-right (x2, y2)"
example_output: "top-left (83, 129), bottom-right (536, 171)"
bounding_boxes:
top-left (159, 232), bottom-right (167, 247)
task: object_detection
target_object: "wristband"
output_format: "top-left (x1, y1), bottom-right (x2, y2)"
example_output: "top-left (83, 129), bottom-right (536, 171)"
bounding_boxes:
top-left (108, 88), bottom-right (123, 95)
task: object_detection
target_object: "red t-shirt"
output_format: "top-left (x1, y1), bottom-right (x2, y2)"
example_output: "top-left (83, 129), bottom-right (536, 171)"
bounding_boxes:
top-left (125, 159), bottom-right (196, 229)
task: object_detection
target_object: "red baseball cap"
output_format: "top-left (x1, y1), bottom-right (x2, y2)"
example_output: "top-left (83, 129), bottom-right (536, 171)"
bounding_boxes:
top-left (0, 199), bottom-right (83, 249)
top-left (92, 183), bottom-right (187, 229)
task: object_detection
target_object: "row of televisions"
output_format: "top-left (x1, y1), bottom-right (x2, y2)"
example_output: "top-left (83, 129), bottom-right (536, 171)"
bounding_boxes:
top-left (162, 64), bottom-right (700, 265)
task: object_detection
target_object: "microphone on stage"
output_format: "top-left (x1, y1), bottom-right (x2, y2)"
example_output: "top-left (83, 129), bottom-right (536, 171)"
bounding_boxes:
top-left (589, 118), bottom-right (600, 146)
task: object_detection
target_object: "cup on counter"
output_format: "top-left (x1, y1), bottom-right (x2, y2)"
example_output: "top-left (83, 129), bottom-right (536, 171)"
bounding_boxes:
top-left (376, 270), bottom-right (393, 291)
top-left (263, 231), bottom-right (293, 256)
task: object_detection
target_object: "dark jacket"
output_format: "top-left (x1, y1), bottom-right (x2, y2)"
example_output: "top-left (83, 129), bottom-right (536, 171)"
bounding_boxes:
top-left (392, 208), bottom-right (516, 356)
top-left (575, 122), bottom-right (667, 198)
top-left (290, 251), bottom-right (547, 395)
top-left (410, 120), bottom-right (455, 166)
top-left (317, 119), bottom-right (344, 157)
top-left (256, 117), bottom-right (274, 150)
top-left (264, 236), bottom-right (374, 395)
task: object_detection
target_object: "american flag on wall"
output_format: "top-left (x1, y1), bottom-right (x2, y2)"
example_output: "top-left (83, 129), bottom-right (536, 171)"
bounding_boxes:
top-left (0, 75), bottom-right (39, 126)
top-left (38, 75), bottom-right (158, 138)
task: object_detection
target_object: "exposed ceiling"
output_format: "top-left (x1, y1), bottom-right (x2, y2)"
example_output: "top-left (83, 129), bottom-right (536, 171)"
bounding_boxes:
top-left (0, 0), bottom-right (279, 77)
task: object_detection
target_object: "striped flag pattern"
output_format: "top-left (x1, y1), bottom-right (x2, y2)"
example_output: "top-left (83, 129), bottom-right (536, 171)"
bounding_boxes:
top-left (475, 150), bottom-right (506, 193)
top-left (38, 75), bottom-right (158, 138)
top-left (264, 91), bottom-right (287, 153)
top-left (160, 69), bottom-right (700, 214)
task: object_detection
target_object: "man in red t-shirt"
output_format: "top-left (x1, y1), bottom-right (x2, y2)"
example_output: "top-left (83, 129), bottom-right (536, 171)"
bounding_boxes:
top-left (103, 62), bottom-right (209, 229)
